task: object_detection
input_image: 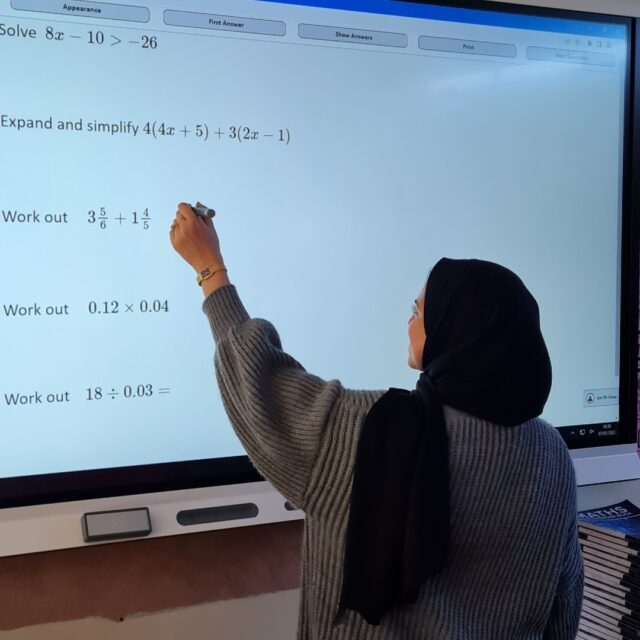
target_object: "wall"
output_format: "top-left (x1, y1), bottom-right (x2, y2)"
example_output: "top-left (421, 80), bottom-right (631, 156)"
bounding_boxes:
top-left (0, 590), bottom-right (301, 640)
top-left (0, 521), bottom-right (303, 638)
top-left (493, 0), bottom-right (640, 16)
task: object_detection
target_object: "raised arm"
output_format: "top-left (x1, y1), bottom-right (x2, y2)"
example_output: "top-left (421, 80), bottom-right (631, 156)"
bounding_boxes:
top-left (204, 285), bottom-right (342, 507)
top-left (169, 202), bottom-right (344, 508)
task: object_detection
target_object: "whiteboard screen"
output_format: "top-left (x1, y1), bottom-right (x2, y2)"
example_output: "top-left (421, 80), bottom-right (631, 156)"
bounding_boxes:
top-left (0, 0), bottom-right (633, 502)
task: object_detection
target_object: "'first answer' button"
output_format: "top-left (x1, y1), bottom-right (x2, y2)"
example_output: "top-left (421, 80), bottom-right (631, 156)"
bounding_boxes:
top-left (298, 24), bottom-right (407, 48)
top-left (164, 10), bottom-right (285, 36)
top-left (10, 0), bottom-right (150, 23)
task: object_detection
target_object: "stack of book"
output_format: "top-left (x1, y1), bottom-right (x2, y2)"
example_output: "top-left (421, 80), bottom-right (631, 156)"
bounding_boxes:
top-left (577, 500), bottom-right (640, 639)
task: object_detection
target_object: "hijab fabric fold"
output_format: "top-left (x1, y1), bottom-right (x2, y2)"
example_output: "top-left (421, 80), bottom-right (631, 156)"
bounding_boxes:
top-left (337, 258), bottom-right (552, 625)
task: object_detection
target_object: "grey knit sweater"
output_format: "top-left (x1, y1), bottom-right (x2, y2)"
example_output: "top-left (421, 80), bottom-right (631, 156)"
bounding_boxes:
top-left (204, 285), bottom-right (584, 640)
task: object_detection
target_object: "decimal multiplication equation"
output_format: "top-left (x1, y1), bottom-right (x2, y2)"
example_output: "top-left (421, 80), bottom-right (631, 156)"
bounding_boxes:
top-left (88, 207), bottom-right (151, 230)
top-left (87, 299), bottom-right (169, 315)
top-left (1, 299), bottom-right (169, 318)
top-left (0, 22), bottom-right (158, 50)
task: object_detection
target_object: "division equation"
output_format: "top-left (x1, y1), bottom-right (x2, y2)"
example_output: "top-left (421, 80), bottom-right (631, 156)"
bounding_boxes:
top-left (86, 384), bottom-right (171, 401)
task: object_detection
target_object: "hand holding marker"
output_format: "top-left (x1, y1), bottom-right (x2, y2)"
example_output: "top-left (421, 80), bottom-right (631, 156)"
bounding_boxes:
top-left (192, 202), bottom-right (216, 219)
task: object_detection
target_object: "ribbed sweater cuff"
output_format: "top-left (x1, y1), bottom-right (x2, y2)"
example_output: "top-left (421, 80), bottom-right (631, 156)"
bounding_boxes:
top-left (202, 284), bottom-right (250, 343)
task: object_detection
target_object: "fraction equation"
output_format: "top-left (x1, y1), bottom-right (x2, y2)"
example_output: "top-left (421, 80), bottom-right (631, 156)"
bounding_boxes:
top-left (88, 207), bottom-right (150, 230)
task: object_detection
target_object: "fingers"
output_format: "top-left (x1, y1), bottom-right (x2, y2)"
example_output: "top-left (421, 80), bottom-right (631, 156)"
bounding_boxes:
top-left (174, 201), bottom-right (215, 236)
top-left (169, 212), bottom-right (181, 246)
top-left (177, 202), bottom-right (196, 221)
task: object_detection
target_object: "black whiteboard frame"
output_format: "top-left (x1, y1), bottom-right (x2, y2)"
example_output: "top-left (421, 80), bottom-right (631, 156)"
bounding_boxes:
top-left (1, 0), bottom-right (637, 509)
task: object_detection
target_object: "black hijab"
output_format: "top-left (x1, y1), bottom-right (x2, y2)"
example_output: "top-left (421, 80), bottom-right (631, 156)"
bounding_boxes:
top-left (337, 258), bottom-right (552, 625)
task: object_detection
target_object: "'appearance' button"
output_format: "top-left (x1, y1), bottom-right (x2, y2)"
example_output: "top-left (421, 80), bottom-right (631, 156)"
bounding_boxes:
top-left (10, 0), bottom-right (150, 23)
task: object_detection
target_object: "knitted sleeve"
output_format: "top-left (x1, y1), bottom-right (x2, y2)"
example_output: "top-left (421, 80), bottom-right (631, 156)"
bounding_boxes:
top-left (542, 496), bottom-right (584, 639)
top-left (203, 284), bottom-right (343, 509)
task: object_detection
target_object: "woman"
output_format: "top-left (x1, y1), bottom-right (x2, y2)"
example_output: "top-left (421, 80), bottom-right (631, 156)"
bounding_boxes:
top-left (170, 202), bottom-right (583, 639)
